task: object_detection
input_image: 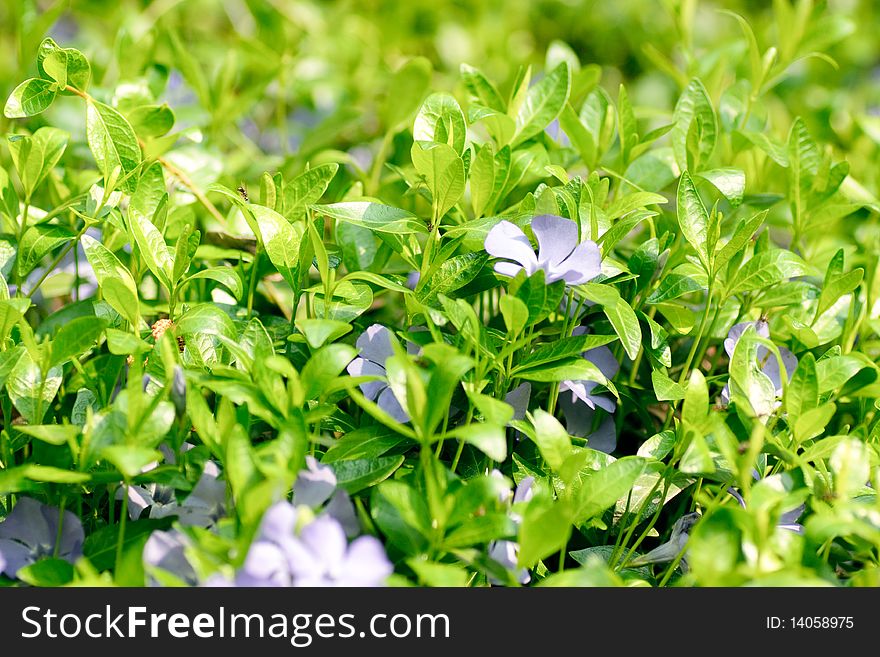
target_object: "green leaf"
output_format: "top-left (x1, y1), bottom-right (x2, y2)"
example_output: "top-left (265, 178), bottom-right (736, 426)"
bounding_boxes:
top-left (416, 252), bottom-right (488, 306)
top-left (728, 250), bottom-right (806, 294)
top-left (371, 481), bottom-right (432, 555)
top-left (301, 344), bottom-right (358, 400)
top-left (646, 273), bottom-right (703, 303)
top-left (313, 202), bottom-right (427, 234)
top-left (37, 38), bottom-right (90, 91)
top-left (671, 78), bottom-right (717, 171)
top-left (574, 456), bottom-right (645, 523)
top-left (518, 497), bottom-right (571, 568)
top-left (411, 140), bottom-right (465, 219)
top-left (16, 424), bottom-right (80, 446)
top-left (128, 206), bottom-right (173, 292)
top-left (714, 210), bottom-right (766, 272)
top-left (128, 104), bottom-right (175, 138)
top-left (460, 63), bottom-right (505, 113)
top-left (815, 251), bottom-right (863, 322)
top-left (531, 409), bottom-right (572, 471)
top-left (102, 446), bottom-right (163, 478)
top-left (651, 368), bottom-right (687, 401)
top-left (676, 171), bottom-right (711, 273)
top-left (83, 517), bottom-right (172, 572)
top-left (469, 144), bottom-right (496, 218)
top-left (699, 168), bottom-right (746, 207)
top-left (86, 99), bottom-right (142, 193)
top-left (17, 558), bottom-right (74, 586)
top-left (515, 333), bottom-right (616, 371)
top-left (616, 84), bottom-right (638, 165)
top-left (251, 204), bottom-right (303, 289)
top-left (16, 224), bottom-right (75, 278)
top-left (50, 316), bottom-right (106, 366)
top-left (7, 127), bottom-right (69, 200)
top-left (579, 283), bottom-right (642, 360)
top-left (414, 92), bottom-right (467, 155)
top-left (785, 352), bottom-right (818, 421)
top-left (682, 369), bottom-right (709, 429)
top-left (793, 402), bottom-right (836, 444)
top-left (382, 57), bottom-right (432, 130)
top-left (312, 280), bottom-right (374, 322)
top-left (283, 164), bottom-right (339, 221)
top-left (175, 303), bottom-right (235, 339)
top-left (4, 78), bottom-right (57, 118)
top-left (81, 235), bottom-right (140, 327)
top-left (515, 357), bottom-right (607, 384)
top-left (183, 267), bottom-right (243, 300)
top-left (448, 423), bottom-right (507, 462)
top-left (294, 318), bottom-right (352, 349)
top-left (499, 294), bottom-right (528, 336)
top-left (329, 455), bottom-right (405, 494)
top-left (513, 62), bottom-right (570, 146)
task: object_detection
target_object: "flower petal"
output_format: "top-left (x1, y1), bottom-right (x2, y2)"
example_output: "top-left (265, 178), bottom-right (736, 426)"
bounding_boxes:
top-left (552, 240), bottom-right (602, 285)
top-left (485, 221), bottom-right (538, 273)
top-left (0, 538), bottom-right (33, 578)
top-left (585, 416), bottom-right (617, 454)
top-left (293, 456), bottom-right (337, 508)
top-left (338, 535), bottom-right (393, 586)
top-left (378, 386), bottom-right (410, 423)
top-left (532, 215), bottom-right (577, 269)
top-left (346, 357), bottom-right (387, 401)
top-left (585, 345), bottom-right (620, 380)
top-left (355, 324), bottom-right (396, 365)
top-left (762, 346), bottom-right (798, 394)
top-left (724, 320), bottom-right (770, 357)
top-left (504, 383), bottom-right (531, 421)
top-left (299, 516), bottom-right (347, 571)
top-left (493, 261), bottom-right (525, 278)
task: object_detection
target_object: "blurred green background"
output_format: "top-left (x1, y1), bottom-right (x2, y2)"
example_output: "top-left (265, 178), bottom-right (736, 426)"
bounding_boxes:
top-left (1, 0), bottom-right (878, 192)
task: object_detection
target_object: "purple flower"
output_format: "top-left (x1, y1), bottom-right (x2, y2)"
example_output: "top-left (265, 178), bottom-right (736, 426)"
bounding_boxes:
top-left (293, 456), bottom-right (360, 537)
top-left (150, 461), bottom-right (226, 528)
top-left (558, 339), bottom-right (620, 453)
top-left (484, 215), bottom-right (601, 285)
top-left (489, 477), bottom-right (535, 585)
top-left (544, 118), bottom-right (571, 147)
top-left (293, 456), bottom-right (337, 508)
top-left (505, 383), bottom-right (531, 421)
top-left (721, 320), bottom-right (797, 410)
top-left (238, 502), bottom-right (393, 587)
top-left (0, 498), bottom-right (84, 578)
top-left (346, 324), bottom-right (409, 422)
top-left (143, 529), bottom-right (198, 586)
top-left (285, 516), bottom-right (393, 587)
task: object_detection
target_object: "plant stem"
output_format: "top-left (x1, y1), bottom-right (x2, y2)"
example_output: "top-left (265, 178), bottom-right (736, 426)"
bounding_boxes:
top-left (246, 244), bottom-right (262, 319)
top-left (677, 285), bottom-right (714, 384)
top-left (115, 485), bottom-right (129, 574)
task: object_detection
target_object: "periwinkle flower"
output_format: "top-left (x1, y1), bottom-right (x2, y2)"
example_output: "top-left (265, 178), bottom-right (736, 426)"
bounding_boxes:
top-left (238, 502), bottom-right (393, 587)
top-left (285, 516), bottom-right (393, 587)
top-left (143, 529), bottom-right (198, 586)
top-left (484, 215), bottom-right (601, 285)
top-left (150, 460), bottom-right (227, 528)
top-left (293, 456), bottom-right (359, 537)
top-left (0, 498), bottom-right (84, 578)
top-left (488, 477), bottom-right (535, 585)
top-left (293, 456), bottom-right (337, 508)
top-left (558, 337), bottom-right (620, 453)
top-left (346, 324), bottom-right (409, 423)
top-left (721, 319), bottom-right (797, 411)
top-left (505, 382), bottom-right (531, 422)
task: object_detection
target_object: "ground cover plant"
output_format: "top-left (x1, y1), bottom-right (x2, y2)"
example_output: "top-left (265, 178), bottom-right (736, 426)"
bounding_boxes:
top-left (0, 0), bottom-right (879, 588)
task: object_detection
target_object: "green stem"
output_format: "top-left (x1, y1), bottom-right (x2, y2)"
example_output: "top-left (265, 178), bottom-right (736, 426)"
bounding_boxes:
top-left (53, 494), bottom-right (67, 558)
top-left (368, 131), bottom-right (394, 196)
top-left (246, 244), bottom-right (262, 319)
top-left (115, 484), bottom-right (129, 573)
top-left (677, 285), bottom-right (714, 384)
